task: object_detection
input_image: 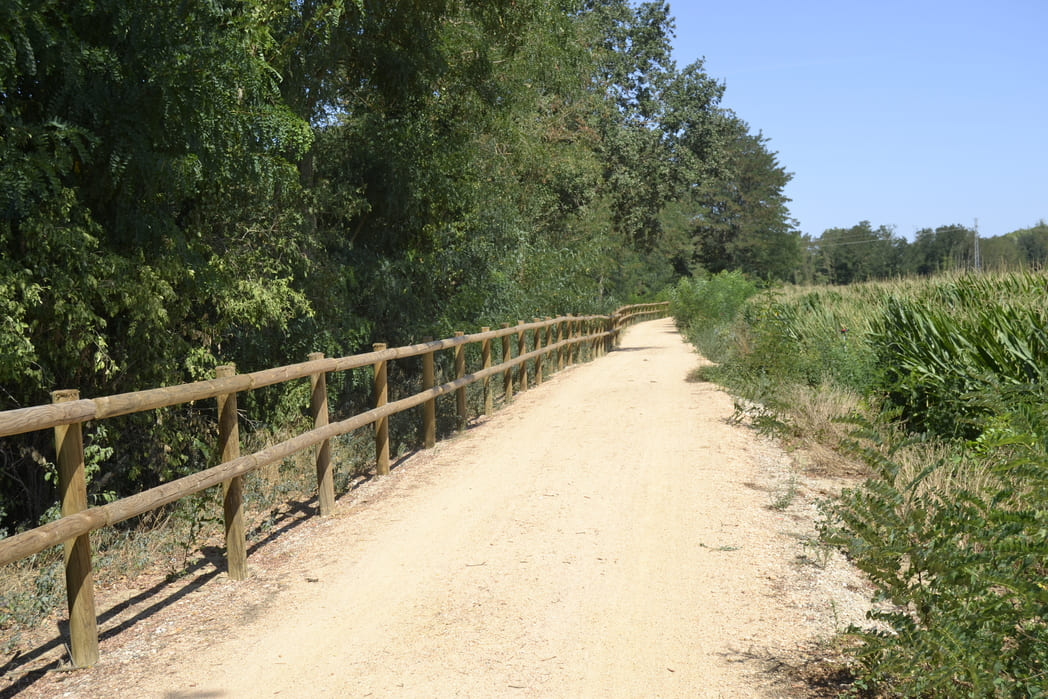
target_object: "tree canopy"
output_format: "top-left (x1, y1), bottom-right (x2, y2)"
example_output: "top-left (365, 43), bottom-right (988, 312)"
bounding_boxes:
top-left (0, 0), bottom-right (798, 529)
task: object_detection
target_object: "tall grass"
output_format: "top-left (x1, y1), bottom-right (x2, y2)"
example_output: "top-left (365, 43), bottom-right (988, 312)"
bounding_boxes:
top-left (671, 270), bottom-right (1048, 697)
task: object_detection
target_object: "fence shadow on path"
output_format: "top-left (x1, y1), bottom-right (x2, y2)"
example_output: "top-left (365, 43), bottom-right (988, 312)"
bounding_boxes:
top-left (0, 495), bottom-right (324, 696)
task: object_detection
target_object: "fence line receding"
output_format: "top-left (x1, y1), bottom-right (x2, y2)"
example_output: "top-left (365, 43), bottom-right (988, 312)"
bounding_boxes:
top-left (0, 302), bottom-right (668, 667)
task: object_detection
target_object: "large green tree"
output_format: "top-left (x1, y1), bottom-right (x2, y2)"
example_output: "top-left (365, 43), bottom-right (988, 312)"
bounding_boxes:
top-left (1, 0), bottom-right (313, 525)
top-left (583, 1), bottom-right (725, 256)
top-left (690, 115), bottom-right (799, 280)
top-left (1, 0), bottom-right (312, 402)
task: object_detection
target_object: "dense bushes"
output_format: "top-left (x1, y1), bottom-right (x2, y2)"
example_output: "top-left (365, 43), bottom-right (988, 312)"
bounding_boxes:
top-left (824, 414), bottom-right (1048, 697)
top-left (668, 271), bottom-right (758, 363)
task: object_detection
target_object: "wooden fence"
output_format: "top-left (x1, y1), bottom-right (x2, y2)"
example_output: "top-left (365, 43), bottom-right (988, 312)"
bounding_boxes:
top-left (0, 302), bottom-right (667, 667)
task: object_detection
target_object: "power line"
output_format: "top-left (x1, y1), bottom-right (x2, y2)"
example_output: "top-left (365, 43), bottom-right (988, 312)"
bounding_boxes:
top-left (807, 237), bottom-right (900, 248)
top-left (974, 218), bottom-right (981, 272)
top-left (807, 225), bottom-right (976, 249)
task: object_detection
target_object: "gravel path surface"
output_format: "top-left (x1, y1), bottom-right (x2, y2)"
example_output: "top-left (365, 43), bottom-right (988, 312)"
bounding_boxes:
top-left (2, 318), bottom-right (872, 698)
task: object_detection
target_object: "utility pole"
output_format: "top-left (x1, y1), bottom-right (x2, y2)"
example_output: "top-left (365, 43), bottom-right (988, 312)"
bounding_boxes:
top-left (973, 218), bottom-right (981, 272)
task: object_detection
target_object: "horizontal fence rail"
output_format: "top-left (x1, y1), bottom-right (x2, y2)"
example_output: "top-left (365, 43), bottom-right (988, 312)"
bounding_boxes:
top-left (0, 302), bottom-right (667, 667)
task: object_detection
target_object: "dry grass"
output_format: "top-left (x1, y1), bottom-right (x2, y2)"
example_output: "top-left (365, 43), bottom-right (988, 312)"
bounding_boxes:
top-left (889, 439), bottom-right (1008, 505)
top-left (779, 384), bottom-right (870, 479)
top-left (0, 422), bottom-right (385, 645)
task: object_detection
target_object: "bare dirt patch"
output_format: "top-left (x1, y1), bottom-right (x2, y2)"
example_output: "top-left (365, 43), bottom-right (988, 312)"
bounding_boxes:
top-left (2, 319), bottom-right (871, 698)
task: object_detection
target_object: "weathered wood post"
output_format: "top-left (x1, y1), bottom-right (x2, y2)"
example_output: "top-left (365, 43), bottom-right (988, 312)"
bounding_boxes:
top-left (582, 318), bottom-right (590, 361)
top-left (422, 337), bottom-right (436, 448)
top-left (604, 316), bottom-right (614, 355)
top-left (532, 318), bottom-right (543, 385)
top-left (215, 366), bottom-right (247, 581)
top-left (573, 316), bottom-right (581, 364)
top-left (307, 353), bottom-right (334, 516)
top-left (501, 323), bottom-right (513, 402)
top-left (544, 318), bottom-right (554, 376)
top-left (556, 317), bottom-right (565, 371)
top-left (373, 343), bottom-right (389, 475)
top-left (565, 318), bottom-right (572, 369)
top-left (567, 315), bottom-right (576, 365)
top-left (52, 390), bottom-right (99, 668)
top-left (481, 328), bottom-right (493, 416)
top-left (455, 331), bottom-right (467, 432)
top-left (516, 321), bottom-right (528, 392)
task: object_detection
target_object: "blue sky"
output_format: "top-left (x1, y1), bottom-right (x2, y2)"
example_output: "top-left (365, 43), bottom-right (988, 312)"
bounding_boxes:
top-left (668, 0), bottom-right (1047, 239)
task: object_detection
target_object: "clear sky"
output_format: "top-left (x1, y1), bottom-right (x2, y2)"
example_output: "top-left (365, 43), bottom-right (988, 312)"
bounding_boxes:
top-left (668, 0), bottom-right (1047, 240)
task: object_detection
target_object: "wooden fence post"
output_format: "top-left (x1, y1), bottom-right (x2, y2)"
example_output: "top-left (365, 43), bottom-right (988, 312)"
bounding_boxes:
top-left (573, 316), bottom-right (581, 364)
top-left (567, 315), bottom-right (576, 365)
top-left (422, 337), bottom-right (436, 448)
top-left (373, 343), bottom-right (389, 475)
top-left (532, 319), bottom-right (543, 385)
top-left (501, 323), bottom-right (513, 402)
top-left (544, 318), bottom-right (554, 376)
top-left (558, 318), bottom-right (565, 371)
top-left (308, 353), bottom-right (334, 516)
top-left (516, 321), bottom-right (528, 392)
top-left (455, 332), bottom-right (467, 432)
top-left (52, 389), bottom-right (99, 668)
top-left (215, 365), bottom-right (247, 581)
top-left (481, 328), bottom-right (492, 416)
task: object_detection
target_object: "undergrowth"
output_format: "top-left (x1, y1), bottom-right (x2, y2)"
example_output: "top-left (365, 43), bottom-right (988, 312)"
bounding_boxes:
top-left (0, 425), bottom-right (379, 636)
top-left (672, 270), bottom-right (1048, 697)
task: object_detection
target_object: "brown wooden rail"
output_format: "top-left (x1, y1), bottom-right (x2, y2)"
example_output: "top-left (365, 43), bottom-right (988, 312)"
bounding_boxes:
top-left (0, 302), bottom-right (667, 666)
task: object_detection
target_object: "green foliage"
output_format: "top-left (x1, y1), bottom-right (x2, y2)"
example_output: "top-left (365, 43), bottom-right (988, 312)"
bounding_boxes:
top-left (870, 273), bottom-right (1048, 440)
top-left (690, 116), bottom-right (801, 280)
top-left (678, 271), bottom-right (1048, 695)
top-left (678, 281), bottom-right (879, 410)
top-left (668, 271), bottom-right (757, 362)
top-left (823, 417), bottom-right (1048, 697)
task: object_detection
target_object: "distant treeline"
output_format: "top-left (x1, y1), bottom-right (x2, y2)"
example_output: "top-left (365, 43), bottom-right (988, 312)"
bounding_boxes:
top-left (798, 220), bottom-right (1048, 284)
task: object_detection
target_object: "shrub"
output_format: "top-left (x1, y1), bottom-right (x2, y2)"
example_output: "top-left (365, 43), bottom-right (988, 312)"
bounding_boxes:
top-left (668, 271), bottom-right (758, 363)
top-left (823, 414), bottom-right (1048, 697)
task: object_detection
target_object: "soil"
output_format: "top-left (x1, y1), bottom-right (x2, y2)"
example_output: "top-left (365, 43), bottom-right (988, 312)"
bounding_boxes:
top-left (1, 318), bottom-right (873, 698)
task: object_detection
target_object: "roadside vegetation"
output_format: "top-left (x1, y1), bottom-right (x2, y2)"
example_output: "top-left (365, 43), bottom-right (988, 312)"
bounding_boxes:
top-left (671, 270), bottom-right (1048, 697)
top-left (4, 1), bottom-right (1047, 692)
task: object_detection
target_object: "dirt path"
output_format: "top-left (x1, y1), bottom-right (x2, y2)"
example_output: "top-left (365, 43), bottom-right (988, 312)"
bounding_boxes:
top-left (4, 319), bottom-right (872, 698)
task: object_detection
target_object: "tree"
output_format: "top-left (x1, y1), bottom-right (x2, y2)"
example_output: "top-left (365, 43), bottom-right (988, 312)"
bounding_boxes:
top-left (1014, 221), bottom-right (1048, 267)
top-left (1, 0), bottom-right (314, 525)
top-left (808, 222), bottom-right (902, 284)
top-left (582, 1), bottom-right (725, 255)
top-left (690, 115), bottom-right (799, 280)
top-left (906, 224), bottom-right (974, 275)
